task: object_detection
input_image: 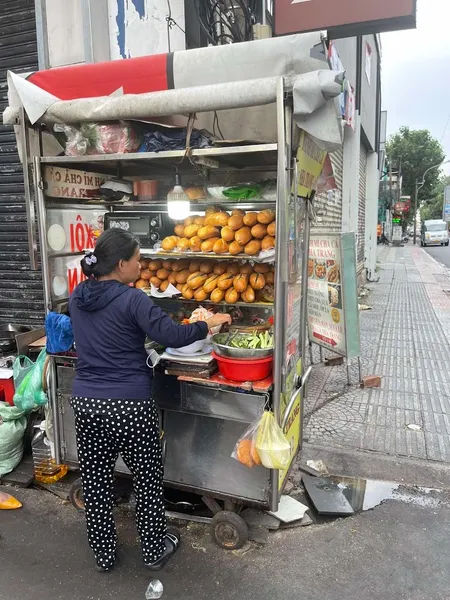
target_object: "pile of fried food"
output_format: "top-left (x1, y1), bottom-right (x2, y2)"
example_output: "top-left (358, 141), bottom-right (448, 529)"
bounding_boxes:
top-left (236, 439), bottom-right (261, 468)
top-left (161, 207), bottom-right (276, 256)
top-left (135, 258), bottom-right (275, 304)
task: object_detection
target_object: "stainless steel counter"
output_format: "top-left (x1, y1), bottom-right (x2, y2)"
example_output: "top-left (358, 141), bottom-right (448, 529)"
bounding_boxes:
top-left (55, 359), bottom-right (271, 506)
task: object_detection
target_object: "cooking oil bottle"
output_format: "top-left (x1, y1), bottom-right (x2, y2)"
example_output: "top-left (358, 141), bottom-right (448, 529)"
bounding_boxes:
top-left (32, 421), bottom-right (68, 484)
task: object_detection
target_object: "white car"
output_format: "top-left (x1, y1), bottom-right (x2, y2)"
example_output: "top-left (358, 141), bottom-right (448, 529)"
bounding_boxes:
top-left (421, 220), bottom-right (449, 247)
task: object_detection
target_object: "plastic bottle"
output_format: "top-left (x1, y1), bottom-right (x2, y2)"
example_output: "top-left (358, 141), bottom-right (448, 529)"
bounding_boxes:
top-left (145, 580), bottom-right (163, 599)
top-left (32, 421), bottom-right (68, 484)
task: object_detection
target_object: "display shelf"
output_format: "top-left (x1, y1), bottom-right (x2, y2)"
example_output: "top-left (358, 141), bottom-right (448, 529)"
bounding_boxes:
top-left (148, 294), bottom-right (273, 308)
top-left (40, 143), bottom-right (278, 173)
top-left (140, 249), bottom-right (275, 262)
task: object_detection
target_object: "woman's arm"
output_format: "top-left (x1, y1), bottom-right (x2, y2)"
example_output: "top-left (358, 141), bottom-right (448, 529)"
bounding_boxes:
top-left (130, 290), bottom-right (230, 348)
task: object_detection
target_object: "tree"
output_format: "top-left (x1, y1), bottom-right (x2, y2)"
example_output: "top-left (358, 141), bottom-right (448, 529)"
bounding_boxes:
top-left (421, 175), bottom-right (450, 221)
top-left (386, 127), bottom-right (445, 223)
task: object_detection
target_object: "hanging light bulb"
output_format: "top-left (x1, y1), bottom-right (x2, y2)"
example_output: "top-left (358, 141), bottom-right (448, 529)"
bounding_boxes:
top-left (167, 169), bottom-right (190, 220)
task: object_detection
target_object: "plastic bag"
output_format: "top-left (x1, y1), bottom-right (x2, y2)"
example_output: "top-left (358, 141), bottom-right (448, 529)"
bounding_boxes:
top-left (255, 412), bottom-right (291, 470)
top-left (54, 122), bottom-right (140, 156)
top-left (12, 355), bottom-right (34, 391)
top-left (231, 419), bottom-right (262, 469)
top-left (0, 402), bottom-right (27, 477)
top-left (13, 350), bottom-right (48, 412)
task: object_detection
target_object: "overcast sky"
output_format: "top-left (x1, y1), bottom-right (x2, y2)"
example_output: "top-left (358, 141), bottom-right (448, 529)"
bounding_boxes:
top-left (382, 0), bottom-right (450, 172)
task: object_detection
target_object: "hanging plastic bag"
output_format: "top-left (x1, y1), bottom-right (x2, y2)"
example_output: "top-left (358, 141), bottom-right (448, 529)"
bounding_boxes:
top-left (255, 412), bottom-right (291, 470)
top-left (231, 419), bottom-right (262, 469)
top-left (12, 355), bottom-right (34, 392)
top-left (13, 350), bottom-right (48, 412)
top-left (0, 402), bottom-right (27, 477)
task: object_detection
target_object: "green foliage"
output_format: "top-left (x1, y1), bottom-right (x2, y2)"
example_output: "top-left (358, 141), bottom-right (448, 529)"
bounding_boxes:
top-left (386, 127), bottom-right (445, 198)
top-left (386, 127), bottom-right (445, 224)
top-left (421, 175), bottom-right (450, 221)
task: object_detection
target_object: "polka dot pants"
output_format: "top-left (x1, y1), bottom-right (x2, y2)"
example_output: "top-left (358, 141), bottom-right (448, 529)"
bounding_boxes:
top-left (72, 397), bottom-right (166, 569)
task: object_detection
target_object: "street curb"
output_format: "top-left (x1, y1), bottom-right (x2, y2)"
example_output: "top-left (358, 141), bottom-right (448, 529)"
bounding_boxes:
top-left (419, 246), bottom-right (449, 275)
top-left (301, 443), bottom-right (450, 490)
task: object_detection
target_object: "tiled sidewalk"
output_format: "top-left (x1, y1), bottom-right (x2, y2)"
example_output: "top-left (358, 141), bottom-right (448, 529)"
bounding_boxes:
top-left (304, 245), bottom-right (450, 463)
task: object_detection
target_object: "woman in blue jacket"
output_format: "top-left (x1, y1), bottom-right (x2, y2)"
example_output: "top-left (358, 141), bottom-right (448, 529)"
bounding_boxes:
top-left (69, 228), bottom-right (231, 572)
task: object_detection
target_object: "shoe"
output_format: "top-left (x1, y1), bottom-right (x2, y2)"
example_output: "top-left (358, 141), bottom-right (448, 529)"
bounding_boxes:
top-left (0, 494), bottom-right (22, 510)
top-left (145, 528), bottom-right (181, 571)
top-left (94, 552), bottom-right (117, 572)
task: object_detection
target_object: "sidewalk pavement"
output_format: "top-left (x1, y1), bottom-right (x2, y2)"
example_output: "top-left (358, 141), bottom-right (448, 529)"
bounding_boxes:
top-left (304, 245), bottom-right (450, 466)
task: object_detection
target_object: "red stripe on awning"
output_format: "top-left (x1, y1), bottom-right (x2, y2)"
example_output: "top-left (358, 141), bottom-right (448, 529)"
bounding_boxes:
top-left (28, 53), bottom-right (170, 100)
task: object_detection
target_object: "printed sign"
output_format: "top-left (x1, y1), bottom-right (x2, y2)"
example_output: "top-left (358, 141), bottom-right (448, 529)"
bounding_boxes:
top-left (46, 208), bottom-right (105, 255)
top-left (278, 359), bottom-right (302, 490)
top-left (392, 225), bottom-right (402, 243)
top-left (274, 0), bottom-right (416, 37)
top-left (444, 186), bottom-right (450, 222)
top-left (278, 179), bottom-right (305, 491)
top-left (44, 167), bottom-right (106, 199)
top-left (46, 207), bottom-right (106, 300)
top-left (296, 130), bottom-right (327, 199)
top-left (307, 232), bottom-right (360, 358)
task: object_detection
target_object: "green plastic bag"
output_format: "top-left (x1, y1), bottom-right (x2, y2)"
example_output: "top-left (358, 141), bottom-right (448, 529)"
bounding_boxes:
top-left (0, 402), bottom-right (27, 477)
top-left (13, 349), bottom-right (48, 412)
top-left (255, 411), bottom-right (291, 470)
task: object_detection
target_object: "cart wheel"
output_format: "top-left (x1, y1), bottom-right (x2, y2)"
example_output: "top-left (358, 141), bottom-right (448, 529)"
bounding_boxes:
top-left (69, 478), bottom-right (85, 511)
top-left (210, 511), bottom-right (248, 550)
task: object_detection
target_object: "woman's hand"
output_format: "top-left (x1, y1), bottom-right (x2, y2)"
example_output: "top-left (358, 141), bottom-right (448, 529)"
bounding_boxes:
top-left (205, 313), bottom-right (232, 330)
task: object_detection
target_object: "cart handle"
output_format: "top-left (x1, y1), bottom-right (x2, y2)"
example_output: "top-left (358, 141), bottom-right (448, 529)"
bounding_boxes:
top-left (281, 366), bottom-right (313, 430)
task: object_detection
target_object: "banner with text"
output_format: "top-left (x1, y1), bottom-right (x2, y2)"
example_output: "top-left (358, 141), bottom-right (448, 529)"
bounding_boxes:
top-left (307, 232), bottom-right (360, 358)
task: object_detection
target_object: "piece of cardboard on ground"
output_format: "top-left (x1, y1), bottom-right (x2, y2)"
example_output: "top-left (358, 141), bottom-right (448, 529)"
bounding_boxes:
top-left (267, 495), bottom-right (309, 523)
top-left (303, 475), bottom-right (355, 516)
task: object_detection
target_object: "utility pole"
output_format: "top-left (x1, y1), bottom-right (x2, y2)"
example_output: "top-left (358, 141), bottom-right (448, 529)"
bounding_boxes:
top-left (413, 180), bottom-right (419, 245)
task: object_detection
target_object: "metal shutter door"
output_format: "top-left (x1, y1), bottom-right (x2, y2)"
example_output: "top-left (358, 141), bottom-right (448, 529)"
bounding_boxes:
top-left (0, 1), bottom-right (43, 325)
top-left (311, 148), bottom-right (344, 233)
top-left (358, 144), bottom-right (367, 272)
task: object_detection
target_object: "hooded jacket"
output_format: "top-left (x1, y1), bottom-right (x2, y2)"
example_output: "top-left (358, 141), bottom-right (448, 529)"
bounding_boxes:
top-left (69, 279), bottom-right (208, 400)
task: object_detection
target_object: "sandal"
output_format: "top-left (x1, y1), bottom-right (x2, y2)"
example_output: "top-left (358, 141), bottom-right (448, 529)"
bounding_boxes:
top-left (145, 528), bottom-right (181, 571)
top-left (94, 552), bottom-right (117, 573)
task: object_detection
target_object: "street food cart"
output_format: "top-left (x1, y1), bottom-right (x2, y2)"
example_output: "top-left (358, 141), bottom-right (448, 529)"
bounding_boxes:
top-left (5, 34), bottom-right (343, 549)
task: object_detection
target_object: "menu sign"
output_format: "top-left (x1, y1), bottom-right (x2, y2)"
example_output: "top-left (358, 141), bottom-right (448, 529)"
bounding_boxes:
top-left (45, 167), bottom-right (106, 199)
top-left (307, 232), bottom-right (360, 358)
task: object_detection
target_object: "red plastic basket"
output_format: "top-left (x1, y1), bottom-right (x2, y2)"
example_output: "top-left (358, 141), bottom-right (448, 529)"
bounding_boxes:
top-left (212, 352), bottom-right (273, 382)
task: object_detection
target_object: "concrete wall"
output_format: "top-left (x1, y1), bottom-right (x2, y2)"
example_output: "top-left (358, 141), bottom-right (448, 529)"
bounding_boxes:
top-left (360, 34), bottom-right (379, 151)
top-left (36, 0), bottom-right (184, 68)
top-left (45, 0), bottom-right (85, 67)
top-left (333, 37), bottom-right (357, 89)
top-left (107, 0), bottom-right (185, 59)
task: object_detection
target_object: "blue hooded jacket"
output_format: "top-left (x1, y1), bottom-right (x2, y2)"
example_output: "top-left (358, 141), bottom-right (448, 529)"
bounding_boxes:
top-left (69, 279), bottom-right (208, 400)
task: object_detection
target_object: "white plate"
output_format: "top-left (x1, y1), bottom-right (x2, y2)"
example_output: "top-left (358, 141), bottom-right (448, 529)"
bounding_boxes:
top-left (165, 346), bottom-right (212, 357)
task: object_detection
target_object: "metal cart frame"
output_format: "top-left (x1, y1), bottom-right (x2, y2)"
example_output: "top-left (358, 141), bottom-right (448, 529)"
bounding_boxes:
top-left (22, 76), bottom-right (315, 548)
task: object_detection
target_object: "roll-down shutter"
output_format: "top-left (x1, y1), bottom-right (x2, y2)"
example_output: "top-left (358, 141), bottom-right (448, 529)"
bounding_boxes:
top-left (357, 144), bottom-right (367, 273)
top-left (311, 148), bottom-right (344, 233)
top-left (0, 0), bottom-right (43, 326)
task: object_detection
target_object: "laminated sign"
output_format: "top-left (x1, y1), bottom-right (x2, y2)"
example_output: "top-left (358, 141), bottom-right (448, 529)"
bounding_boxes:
top-left (296, 130), bottom-right (327, 199)
top-left (307, 232), bottom-right (360, 358)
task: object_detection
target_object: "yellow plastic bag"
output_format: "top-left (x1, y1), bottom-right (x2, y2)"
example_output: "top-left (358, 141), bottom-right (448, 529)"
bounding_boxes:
top-left (255, 412), bottom-right (291, 470)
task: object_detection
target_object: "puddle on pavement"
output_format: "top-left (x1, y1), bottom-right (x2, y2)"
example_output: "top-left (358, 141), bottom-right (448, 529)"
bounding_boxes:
top-left (333, 476), bottom-right (445, 511)
top-left (302, 474), bottom-right (449, 517)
